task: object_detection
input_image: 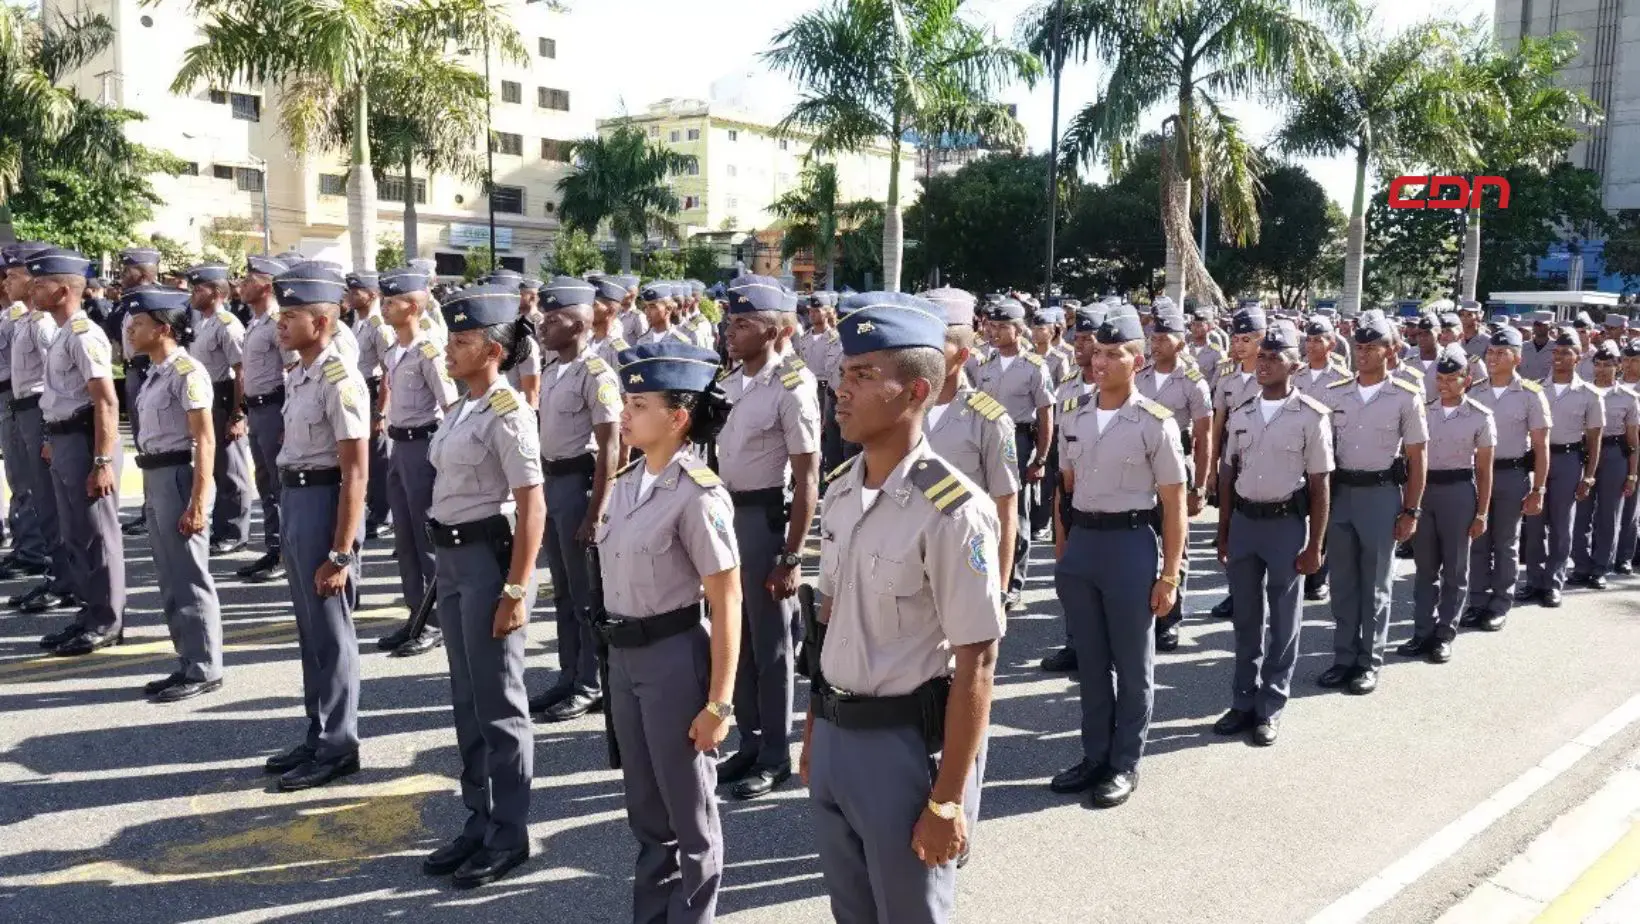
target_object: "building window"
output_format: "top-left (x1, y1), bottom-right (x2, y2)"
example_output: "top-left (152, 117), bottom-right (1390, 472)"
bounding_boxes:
top-left (538, 37), bottom-right (556, 58)
top-left (318, 173), bottom-right (347, 196)
top-left (491, 185), bottom-right (524, 214)
top-left (726, 196), bottom-right (738, 209)
top-left (779, 139), bottom-right (788, 151)
top-left (230, 92), bottom-right (261, 122)
top-left (686, 128), bottom-right (700, 141)
top-left (648, 125), bottom-right (659, 138)
top-left (537, 87), bottom-right (570, 111)
top-left (500, 80), bottom-right (521, 104)
top-left (682, 196), bottom-right (698, 209)
top-left (541, 138), bottom-right (571, 162)
top-left (380, 175), bottom-right (427, 204)
top-left (211, 164), bottom-right (234, 181)
top-left (493, 132), bottom-right (523, 156)
top-left (726, 165), bottom-right (737, 178)
top-left (684, 161), bottom-right (700, 176)
top-left (669, 130), bottom-right (680, 142)
top-left (727, 129), bottom-right (738, 141)
top-left (499, 255), bottom-right (525, 272)
top-left (180, 162), bottom-right (199, 176)
top-left (208, 88), bottom-right (227, 104)
top-left (235, 167), bottom-right (264, 192)
top-left (434, 251), bottom-right (466, 276)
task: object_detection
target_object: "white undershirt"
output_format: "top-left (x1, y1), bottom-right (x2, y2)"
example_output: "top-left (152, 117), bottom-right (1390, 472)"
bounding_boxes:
top-left (1151, 368), bottom-right (1172, 390)
top-left (455, 377), bottom-right (505, 427)
top-left (1308, 368), bottom-right (1325, 384)
top-left (1094, 407), bottom-right (1117, 433)
top-left (927, 402), bottom-right (949, 429)
top-left (554, 363), bottom-right (570, 382)
top-left (997, 354), bottom-right (1016, 374)
top-left (740, 373), bottom-right (755, 394)
top-left (638, 448), bottom-right (687, 505)
top-left (861, 487), bottom-right (881, 509)
top-left (1554, 383), bottom-right (1568, 397)
top-left (1238, 372), bottom-right (1253, 388)
top-left (1259, 398), bottom-right (1283, 422)
top-left (1492, 386), bottom-right (1508, 400)
top-left (1442, 405), bottom-right (1458, 418)
top-left (1358, 382), bottom-right (1385, 403)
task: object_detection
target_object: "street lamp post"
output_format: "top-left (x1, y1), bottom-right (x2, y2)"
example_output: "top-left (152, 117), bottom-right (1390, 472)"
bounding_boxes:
top-left (250, 154), bottom-right (271, 255)
top-left (1042, 0), bottom-right (1065, 299)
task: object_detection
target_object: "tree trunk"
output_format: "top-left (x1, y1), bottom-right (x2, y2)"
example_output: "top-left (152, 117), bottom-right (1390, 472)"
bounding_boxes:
top-left (1341, 140), bottom-right (1369, 316)
top-left (825, 254), bottom-right (836, 291)
top-left (881, 130), bottom-right (904, 292)
top-left (347, 83), bottom-right (378, 272)
top-left (1460, 203), bottom-right (1481, 300)
top-left (617, 236), bottom-right (632, 273)
top-left (0, 202), bottom-right (14, 245)
top-left (402, 155), bottom-right (419, 260)
top-left (1160, 104), bottom-right (1225, 308)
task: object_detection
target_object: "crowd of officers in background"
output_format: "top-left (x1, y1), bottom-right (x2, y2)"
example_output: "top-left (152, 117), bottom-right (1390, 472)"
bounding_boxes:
top-left (3, 237), bottom-right (1638, 924)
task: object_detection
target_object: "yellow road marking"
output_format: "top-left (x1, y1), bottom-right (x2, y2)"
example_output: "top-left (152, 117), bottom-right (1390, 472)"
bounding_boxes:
top-left (1534, 820), bottom-right (1640, 923)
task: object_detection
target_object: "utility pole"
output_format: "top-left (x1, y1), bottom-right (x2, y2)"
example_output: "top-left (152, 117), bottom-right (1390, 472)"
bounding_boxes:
top-left (1042, 0), bottom-right (1065, 299)
top-left (484, 26), bottom-right (497, 272)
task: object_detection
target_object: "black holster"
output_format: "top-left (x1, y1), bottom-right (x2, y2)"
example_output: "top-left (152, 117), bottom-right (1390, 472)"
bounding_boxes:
top-left (796, 584), bottom-right (823, 680)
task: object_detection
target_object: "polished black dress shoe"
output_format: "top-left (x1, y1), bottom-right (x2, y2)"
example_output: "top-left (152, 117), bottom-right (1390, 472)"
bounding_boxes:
top-left (1211, 596), bottom-right (1234, 619)
top-left (391, 628), bottom-right (444, 657)
top-left (1479, 611), bottom-right (1508, 632)
top-left (277, 752), bottom-right (360, 791)
top-left (1513, 585), bottom-right (1541, 604)
top-left (235, 552), bottom-right (285, 581)
top-left (376, 622), bottom-right (415, 652)
top-left (1251, 718), bottom-right (1279, 747)
top-left (716, 750), bottom-right (759, 785)
top-left (1089, 770), bottom-right (1138, 808)
top-left (1003, 591), bottom-right (1025, 613)
top-left (144, 672), bottom-right (186, 696)
top-left (731, 763), bottom-right (792, 800)
top-left (1039, 647), bottom-right (1078, 673)
top-left (1614, 562), bottom-right (1633, 576)
top-left (209, 539), bottom-right (248, 556)
top-left (1347, 668), bottom-right (1379, 695)
top-left (0, 554), bottom-right (47, 576)
top-left (541, 691), bottom-right (601, 722)
top-left (366, 522), bottom-right (394, 541)
top-left (1212, 708), bottom-right (1256, 736)
top-left (1458, 607), bottom-right (1484, 628)
top-left (452, 845), bottom-right (529, 889)
top-left (1568, 571), bottom-right (1592, 587)
top-left (155, 677), bottom-right (223, 703)
top-left (1428, 639), bottom-right (1453, 664)
top-left (1316, 664), bottom-right (1354, 688)
top-left (1303, 585), bottom-right (1330, 603)
top-left (1586, 574), bottom-right (1608, 590)
top-left (1155, 625), bottom-right (1180, 652)
top-left (264, 743), bottom-right (317, 774)
top-left (51, 628), bottom-right (123, 657)
top-left (1049, 759), bottom-right (1105, 795)
top-left (423, 835), bottom-right (484, 876)
top-left (1541, 588), bottom-right (1563, 608)
top-left (1396, 635), bottom-right (1433, 657)
top-left (39, 621), bottom-right (86, 650)
top-left (527, 685), bottom-right (572, 715)
top-left (15, 584), bottom-right (76, 613)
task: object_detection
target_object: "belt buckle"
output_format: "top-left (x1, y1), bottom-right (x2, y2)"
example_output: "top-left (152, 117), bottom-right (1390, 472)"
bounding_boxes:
top-left (450, 527), bottom-right (463, 546)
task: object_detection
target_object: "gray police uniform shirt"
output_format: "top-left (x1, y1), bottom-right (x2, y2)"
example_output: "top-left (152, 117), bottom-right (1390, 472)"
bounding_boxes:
top-left (1519, 340), bottom-right (1555, 382)
top-left (719, 360), bottom-right (820, 492)
top-left (595, 451), bottom-right (739, 618)
top-left (1463, 331), bottom-right (1491, 359)
top-left (619, 307), bottom-right (649, 344)
top-left (1543, 377), bottom-right (1604, 444)
top-left (10, 309), bottom-right (59, 398)
top-left (538, 349), bottom-right (621, 462)
top-left (192, 308), bottom-right (244, 382)
top-left (277, 344), bottom-right (370, 469)
top-left (1054, 375), bottom-right (1096, 456)
top-left (973, 351), bottom-right (1053, 424)
top-left (1136, 364), bottom-right (1212, 431)
top-left (1295, 361), bottom-right (1353, 397)
top-left (428, 382), bottom-right (542, 524)
top-left (136, 350), bottom-right (214, 454)
top-left (1042, 347), bottom-right (1073, 386)
top-left (242, 311), bottom-right (295, 398)
top-left (0, 302), bottom-right (25, 382)
top-left (1193, 341), bottom-right (1224, 390)
top-left (1467, 377), bottom-right (1550, 460)
top-left (1226, 391), bottom-right (1333, 501)
top-left (1320, 376), bottom-right (1429, 471)
top-left (1599, 384), bottom-right (1640, 437)
top-left (331, 318), bottom-right (360, 368)
top-left (923, 387), bottom-right (1021, 499)
top-left (682, 313), bottom-right (715, 350)
top-left (507, 333), bottom-right (543, 392)
top-left (42, 311), bottom-right (114, 421)
top-left (353, 312), bottom-right (393, 381)
top-left (633, 326), bottom-right (692, 349)
top-left (1424, 397), bottom-right (1497, 471)
top-left (1214, 368), bottom-right (1260, 417)
top-left (795, 330), bottom-right (840, 384)
top-left (587, 333), bottom-right (630, 371)
top-left (386, 338), bottom-right (456, 427)
top-left (817, 441), bottom-right (1005, 697)
top-left (1059, 391), bottom-right (1186, 512)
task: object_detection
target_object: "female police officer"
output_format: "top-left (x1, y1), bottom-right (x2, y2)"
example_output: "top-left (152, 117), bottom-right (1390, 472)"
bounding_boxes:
top-left (599, 340), bottom-right (743, 924)
top-left (127, 286), bottom-right (225, 703)
top-left (417, 284), bottom-right (547, 889)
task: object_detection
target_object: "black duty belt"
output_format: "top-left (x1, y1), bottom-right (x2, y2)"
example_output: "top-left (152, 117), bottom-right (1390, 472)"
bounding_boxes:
top-left (43, 408), bottom-right (92, 435)
top-left (1427, 469), bottom-right (1474, 485)
top-left (1014, 422), bottom-right (1038, 438)
top-left (731, 487), bottom-right (785, 509)
top-left (1335, 467), bottom-right (1396, 487)
top-left (1550, 441), bottom-right (1584, 456)
top-left (810, 676), bottom-right (952, 737)
top-left (388, 422), bottom-right (439, 442)
top-left (1494, 454), bottom-right (1532, 471)
top-left (244, 388), bottom-right (284, 408)
top-left (1234, 492), bottom-right (1307, 519)
top-left (544, 453), bottom-right (596, 477)
top-left (427, 514), bottom-right (512, 549)
top-left (280, 467), bottom-right (342, 487)
top-left (126, 355), bottom-right (151, 372)
top-left (136, 450), bottom-right (192, 470)
top-left (0, 378), bottom-right (13, 394)
top-left (1070, 508), bottom-right (1157, 530)
top-left (9, 393), bottom-right (40, 412)
top-left (1601, 435), bottom-right (1630, 450)
top-left (594, 603), bottom-right (704, 649)
top-left (365, 376), bottom-right (382, 389)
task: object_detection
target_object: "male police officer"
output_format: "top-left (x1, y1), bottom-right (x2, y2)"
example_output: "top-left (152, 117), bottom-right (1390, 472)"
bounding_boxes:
top-left (587, 276), bottom-right (632, 368)
top-left (1205, 306), bottom-right (1268, 619)
top-left (1517, 327), bottom-right (1604, 607)
top-left (347, 271), bottom-right (395, 539)
top-left (186, 264), bottom-right (255, 554)
top-left (235, 256), bottom-right (293, 582)
top-left (1570, 342), bottom-right (1640, 588)
top-left (0, 245), bottom-right (50, 576)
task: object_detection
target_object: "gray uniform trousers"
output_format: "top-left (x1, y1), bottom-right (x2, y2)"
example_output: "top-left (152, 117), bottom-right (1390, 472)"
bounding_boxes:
top-left (280, 483), bottom-right (361, 760)
top-left (1227, 511), bottom-right (1306, 722)
top-left (19, 405), bottom-right (74, 595)
top-left (539, 471), bottom-right (599, 695)
top-left (731, 505), bottom-right (796, 768)
top-left (385, 438), bottom-right (437, 618)
top-left (1412, 481), bottom-right (1477, 641)
top-left (1468, 467), bottom-right (1529, 616)
top-left (1617, 485), bottom-right (1640, 566)
top-left (0, 393), bottom-right (48, 566)
top-left (209, 388), bottom-right (253, 544)
top-left (609, 623), bottom-right (722, 924)
top-left (1054, 523), bottom-right (1158, 772)
top-left (1155, 457), bottom-right (1195, 633)
top-left (1327, 483), bottom-right (1400, 671)
top-left (1572, 444), bottom-right (1630, 576)
top-left (144, 462), bottom-right (222, 681)
top-left (245, 402), bottom-right (284, 553)
top-left (364, 380), bottom-right (389, 529)
top-left (48, 430), bottom-right (125, 632)
top-left (1523, 452), bottom-right (1582, 592)
top-left (124, 363), bottom-right (148, 447)
top-left (435, 541), bottom-right (536, 851)
top-left (809, 719), bottom-right (984, 924)
top-left (1008, 426), bottom-right (1038, 595)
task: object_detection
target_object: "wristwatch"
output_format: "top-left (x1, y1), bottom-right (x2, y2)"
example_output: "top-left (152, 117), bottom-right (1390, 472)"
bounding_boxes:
top-left (1400, 507), bottom-right (1421, 518)
top-left (705, 701), bottom-right (734, 719)
top-left (502, 583), bottom-right (526, 601)
top-left (326, 549), bottom-right (350, 568)
top-left (92, 454), bottom-right (112, 468)
top-left (926, 799), bottom-right (961, 820)
top-left (775, 552), bottom-right (802, 568)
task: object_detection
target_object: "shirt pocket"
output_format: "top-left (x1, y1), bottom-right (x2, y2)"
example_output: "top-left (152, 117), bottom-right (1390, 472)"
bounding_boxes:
top-left (442, 437), bottom-right (489, 472)
top-left (551, 380), bottom-right (587, 416)
top-left (868, 553), bottom-right (925, 640)
top-left (294, 395), bottom-right (331, 445)
top-left (1375, 419), bottom-right (1402, 451)
top-left (1118, 451), bottom-right (1154, 492)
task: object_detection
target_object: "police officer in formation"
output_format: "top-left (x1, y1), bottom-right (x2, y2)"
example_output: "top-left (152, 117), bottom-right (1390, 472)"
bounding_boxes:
top-left (1205, 306), bottom-right (1267, 619)
top-left (236, 256), bottom-right (293, 582)
top-left (0, 245), bottom-right (50, 577)
top-left (1569, 341), bottom-right (1637, 587)
top-left (1616, 339), bottom-right (1640, 571)
top-left (1517, 326), bottom-right (1604, 607)
top-left (126, 285), bottom-right (225, 702)
top-left (185, 263), bottom-right (255, 554)
top-left (587, 276), bottom-right (633, 368)
top-left (418, 288), bottom-right (545, 889)
top-left (345, 271), bottom-right (395, 540)
top-left (117, 248), bottom-right (162, 513)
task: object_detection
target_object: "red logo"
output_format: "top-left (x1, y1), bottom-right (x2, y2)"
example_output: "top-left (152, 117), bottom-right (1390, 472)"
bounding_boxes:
top-left (1387, 176), bottom-right (1511, 210)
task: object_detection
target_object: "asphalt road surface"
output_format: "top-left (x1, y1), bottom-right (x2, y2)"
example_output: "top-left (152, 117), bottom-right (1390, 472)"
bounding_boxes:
top-left (1, 477), bottom-right (1638, 923)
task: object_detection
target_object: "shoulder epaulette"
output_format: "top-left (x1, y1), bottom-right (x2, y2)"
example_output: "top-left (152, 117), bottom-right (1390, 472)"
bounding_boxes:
top-left (1022, 352), bottom-right (1045, 367)
top-left (1464, 396), bottom-right (1493, 414)
top-left (7, 305), bottom-right (26, 320)
top-left (70, 317), bottom-right (90, 334)
top-left (1217, 360), bottom-right (1235, 374)
top-left (825, 456), bottom-right (858, 484)
top-left (1139, 399), bottom-right (1173, 420)
top-left (782, 356), bottom-right (807, 372)
top-left (1184, 366), bottom-right (1203, 382)
top-left (685, 465), bottom-right (722, 488)
top-left (1327, 377), bottom-right (1355, 389)
top-left (368, 314), bottom-right (383, 327)
top-left (1391, 377), bottom-right (1422, 395)
top-left (322, 356), bottom-right (348, 383)
top-left (826, 329), bottom-right (839, 342)
top-left (1398, 364), bottom-right (1423, 380)
top-left (584, 356), bottom-right (609, 376)
top-left (611, 337), bottom-right (629, 351)
top-left (1296, 393), bottom-right (1329, 415)
top-left (781, 370), bottom-right (803, 390)
top-left (716, 364), bottom-right (739, 383)
top-left (908, 456), bottom-right (971, 515)
top-left (616, 457), bottom-right (643, 478)
top-left (1060, 371), bottom-right (1079, 385)
top-left (967, 391), bottom-right (1006, 421)
top-left (1062, 393), bottom-right (1093, 414)
top-left (173, 357), bottom-right (197, 376)
top-left (488, 388), bottom-right (520, 415)
top-left (419, 341), bottom-right (438, 360)
top-left (1520, 378), bottom-right (1543, 393)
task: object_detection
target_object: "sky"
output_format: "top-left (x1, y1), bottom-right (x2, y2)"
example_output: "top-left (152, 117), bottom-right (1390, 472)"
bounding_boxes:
top-left (574, 0), bottom-right (1498, 209)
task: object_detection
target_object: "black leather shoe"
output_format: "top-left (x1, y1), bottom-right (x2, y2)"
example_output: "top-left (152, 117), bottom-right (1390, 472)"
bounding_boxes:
top-left (1514, 586), bottom-right (1541, 605)
top-left (1251, 718), bottom-right (1279, 747)
top-left (1004, 591), bottom-right (1025, 613)
top-left (121, 518), bottom-right (149, 536)
top-left (1212, 708), bottom-right (1256, 736)
top-left (1317, 664), bottom-right (1354, 688)
top-left (376, 622), bottom-right (415, 652)
top-left (264, 743), bottom-right (316, 774)
top-left (1396, 635), bottom-right (1433, 657)
top-left (541, 692), bottom-right (601, 722)
top-left (452, 845), bottom-right (529, 889)
top-left (1155, 626), bottom-right (1180, 652)
top-left (716, 750), bottom-right (759, 785)
top-left (1049, 759), bottom-right (1104, 795)
top-left (1089, 770), bottom-right (1138, 808)
top-left (1303, 585), bottom-right (1330, 603)
top-left (39, 621), bottom-right (86, 650)
top-left (366, 522), bottom-right (394, 541)
top-left (14, 584), bottom-right (75, 613)
top-left (1040, 647), bottom-right (1078, 673)
top-left (422, 835), bottom-right (484, 876)
top-left (1568, 571), bottom-right (1592, 587)
top-left (144, 672), bottom-right (186, 696)
top-left (1458, 607), bottom-right (1484, 628)
top-left (731, 763), bottom-right (792, 800)
top-left (1211, 597), bottom-right (1234, 619)
top-left (277, 752), bottom-right (360, 791)
top-left (391, 628), bottom-right (444, 657)
top-left (527, 685), bottom-right (572, 715)
top-left (1428, 639), bottom-right (1453, 664)
top-left (1480, 611), bottom-right (1508, 632)
top-left (1541, 588), bottom-right (1563, 608)
top-left (1614, 562), bottom-right (1633, 576)
top-left (235, 552), bottom-right (285, 581)
top-left (50, 628), bottom-right (123, 657)
top-left (0, 555), bottom-right (47, 576)
top-left (209, 539), bottom-right (248, 556)
top-left (1347, 668), bottom-right (1378, 695)
top-left (1586, 574), bottom-right (1608, 590)
top-left (155, 677), bottom-right (223, 703)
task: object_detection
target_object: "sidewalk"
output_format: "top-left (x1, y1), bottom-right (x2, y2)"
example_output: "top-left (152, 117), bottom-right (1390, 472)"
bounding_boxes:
top-left (1436, 746), bottom-right (1640, 924)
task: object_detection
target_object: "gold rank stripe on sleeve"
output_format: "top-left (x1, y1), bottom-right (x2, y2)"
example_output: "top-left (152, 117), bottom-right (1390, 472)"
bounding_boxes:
top-left (1391, 377), bottom-right (1422, 395)
top-left (1060, 371), bottom-right (1079, 385)
top-left (585, 357), bottom-right (610, 376)
top-left (908, 458), bottom-right (970, 514)
top-left (1185, 366), bottom-right (1203, 382)
top-left (488, 389), bottom-right (519, 415)
top-left (685, 466), bottom-right (722, 488)
top-left (173, 357), bottom-right (197, 376)
top-left (419, 341), bottom-right (439, 359)
top-left (611, 338), bottom-right (629, 351)
top-left (322, 356), bottom-right (348, 383)
top-left (71, 317), bottom-right (90, 334)
top-left (967, 391), bottom-right (1006, 420)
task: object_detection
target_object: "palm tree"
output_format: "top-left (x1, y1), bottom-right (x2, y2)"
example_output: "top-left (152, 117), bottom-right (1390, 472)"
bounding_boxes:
top-left (170, 0), bottom-right (524, 271)
top-left (555, 123), bottom-right (697, 273)
top-left (769, 162), bottom-right (881, 290)
top-left (767, 0), bottom-right (1040, 292)
top-left (1276, 15), bottom-right (1483, 313)
top-left (1025, 0), bottom-right (1349, 308)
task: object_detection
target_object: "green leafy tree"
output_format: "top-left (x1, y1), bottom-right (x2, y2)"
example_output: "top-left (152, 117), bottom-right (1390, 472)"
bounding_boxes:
top-left (1057, 138), bottom-right (1165, 298)
top-left (200, 215), bottom-right (258, 275)
top-left (556, 123), bottom-right (697, 272)
top-left (768, 0), bottom-right (1040, 292)
top-left (1475, 163), bottom-right (1612, 298)
top-left (12, 167), bottom-right (162, 260)
top-left (462, 244), bottom-right (495, 283)
top-left (1207, 165), bottom-right (1343, 310)
top-left (904, 153), bottom-right (1064, 294)
top-left (642, 249), bottom-right (682, 280)
top-left (1362, 181), bottom-right (1460, 305)
top-left (1607, 212), bottom-right (1640, 292)
top-left (169, 0), bottom-right (524, 271)
top-left (682, 242), bottom-right (721, 284)
top-left (375, 232), bottom-right (405, 270)
top-left (550, 226), bottom-right (604, 277)
top-left (769, 162), bottom-right (880, 290)
top-left (149, 234), bottom-right (200, 275)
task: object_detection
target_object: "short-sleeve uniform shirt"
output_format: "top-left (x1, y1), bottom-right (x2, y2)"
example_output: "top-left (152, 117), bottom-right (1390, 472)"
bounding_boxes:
top-left (1059, 392), bottom-right (1186, 512)
top-left (1320, 376), bottom-right (1429, 471)
top-left (277, 344), bottom-right (370, 469)
top-left (428, 383), bottom-right (542, 524)
top-left (595, 451), bottom-right (740, 618)
top-left (538, 349), bottom-right (621, 462)
top-left (242, 311), bottom-right (295, 397)
top-left (42, 311), bottom-right (113, 422)
top-left (1467, 376), bottom-right (1551, 460)
top-left (1423, 397), bottom-right (1497, 470)
top-left (387, 338), bottom-right (457, 427)
top-left (192, 308), bottom-right (244, 382)
top-left (1599, 384), bottom-right (1640, 437)
top-left (136, 349), bottom-right (214, 454)
top-left (1226, 391), bottom-right (1333, 502)
top-left (352, 312), bottom-right (394, 381)
top-left (1136, 363), bottom-right (1212, 433)
top-left (922, 387), bottom-right (1021, 499)
top-left (0, 303), bottom-right (27, 381)
top-left (717, 359), bottom-right (821, 492)
top-left (973, 351), bottom-right (1053, 424)
top-left (10, 309), bottom-right (58, 398)
top-left (1544, 377), bottom-right (1604, 445)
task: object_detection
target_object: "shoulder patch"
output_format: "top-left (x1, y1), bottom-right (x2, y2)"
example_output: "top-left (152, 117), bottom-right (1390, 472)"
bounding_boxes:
top-left (616, 457), bottom-right (643, 478)
top-left (825, 456), bottom-right (858, 484)
top-left (1520, 378), bottom-right (1543, 393)
top-left (611, 337), bottom-right (629, 350)
top-left (1022, 352), bottom-right (1045, 367)
top-left (908, 456), bottom-right (972, 514)
top-left (685, 466), bottom-right (722, 488)
top-left (1327, 377), bottom-right (1355, 389)
top-left (70, 317), bottom-right (90, 334)
top-left (1062, 394), bottom-right (1093, 414)
top-left (584, 356), bottom-right (610, 376)
top-left (419, 341), bottom-right (438, 360)
top-left (967, 391), bottom-right (1007, 421)
top-left (1391, 377), bottom-right (1422, 396)
top-left (1399, 365), bottom-right (1423, 380)
top-left (173, 357), bottom-right (197, 376)
top-left (1059, 371), bottom-right (1079, 385)
top-left (1296, 393), bottom-right (1329, 415)
top-left (322, 356), bottom-right (348, 383)
top-left (1140, 399), bottom-right (1173, 420)
top-left (1217, 360), bottom-right (1235, 374)
top-left (488, 388), bottom-right (520, 415)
